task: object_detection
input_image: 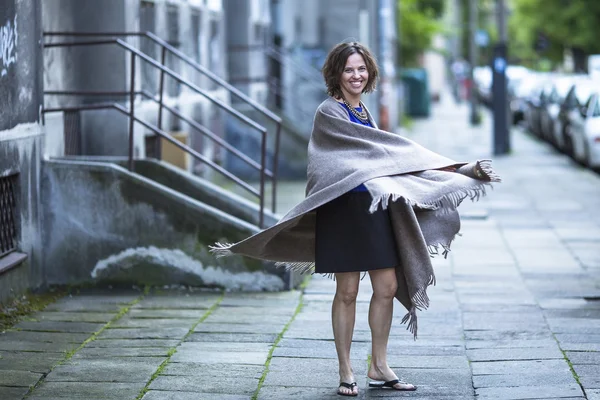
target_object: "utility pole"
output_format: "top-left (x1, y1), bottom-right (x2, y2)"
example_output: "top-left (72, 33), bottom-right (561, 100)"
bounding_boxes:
top-left (468, 0), bottom-right (480, 125)
top-left (492, 0), bottom-right (510, 154)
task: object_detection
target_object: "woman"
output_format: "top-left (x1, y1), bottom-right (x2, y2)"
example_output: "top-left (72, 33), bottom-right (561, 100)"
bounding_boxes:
top-left (316, 42), bottom-right (417, 396)
top-left (211, 42), bottom-right (499, 397)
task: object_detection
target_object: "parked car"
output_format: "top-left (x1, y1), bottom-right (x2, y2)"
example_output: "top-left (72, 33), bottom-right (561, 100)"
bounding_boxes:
top-left (553, 76), bottom-right (591, 150)
top-left (523, 75), bottom-right (551, 136)
top-left (540, 75), bottom-right (584, 147)
top-left (566, 86), bottom-right (600, 168)
top-left (563, 82), bottom-right (594, 157)
top-left (510, 74), bottom-right (539, 125)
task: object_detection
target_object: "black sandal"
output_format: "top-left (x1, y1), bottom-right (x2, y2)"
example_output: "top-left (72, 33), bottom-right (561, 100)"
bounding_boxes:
top-left (369, 379), bottom-right (417, 391)
top-left (337, 381), bottom-right (358, 396)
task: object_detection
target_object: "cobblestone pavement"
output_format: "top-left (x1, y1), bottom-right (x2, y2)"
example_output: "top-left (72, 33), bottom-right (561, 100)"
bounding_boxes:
top-left (1, 97), bottom-right (599, 400)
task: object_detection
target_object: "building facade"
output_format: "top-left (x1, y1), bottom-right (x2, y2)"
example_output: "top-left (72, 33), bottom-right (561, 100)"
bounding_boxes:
top-left (0, 0), bottom-right (400, 303)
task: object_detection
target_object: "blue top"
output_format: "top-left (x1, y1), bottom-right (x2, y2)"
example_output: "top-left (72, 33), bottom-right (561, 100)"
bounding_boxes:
top-left (340, 102), bottom-right (372, 192)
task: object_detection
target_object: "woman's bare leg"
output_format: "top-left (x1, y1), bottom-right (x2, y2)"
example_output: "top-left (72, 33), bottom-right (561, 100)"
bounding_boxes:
top-left (332, 271), bottom-right (360, 396)
top-left (367, 267), bottom-right (415, 390)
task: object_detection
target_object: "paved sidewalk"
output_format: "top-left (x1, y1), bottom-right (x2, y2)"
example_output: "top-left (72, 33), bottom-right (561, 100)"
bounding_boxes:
top-left (1, 97), bottom-right (600, 400)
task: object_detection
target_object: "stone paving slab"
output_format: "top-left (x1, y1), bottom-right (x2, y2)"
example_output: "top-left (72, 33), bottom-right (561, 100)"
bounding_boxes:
top-left (257, 386), bottom-right (351, 400)
top-left (475, 384), bottom-right (583, 399)
top-left (43, 300), bottom-right (123, 313)
top-left (572, 364), bottom-right (600, 388)
top-left (465, 338), bottom-right (558, 349)
top-left (0, 340), bottom-right (79, 353)
top-left (45, 357), bottom-right (165, 382)
top-left (128, 309), bottom-right (208, 319)
top-left (14, 320), bottom-right (105, 333)
top-left (0, 330), bottom-right (90, 343)
top-left (193, 323), bottom-right (285, 334)
top-left (73, 346), bottom-right (171, 358)
top-left (564, 351), bottom-right (600, 364)
top-left (471, 359), bottom-right (571, 375)
top-left (176, 341), bottom-right (271, 352)
top-left (97, 327), bottom-right (190, 339)
top-left (472, 371), bottom-right (576, 388)
top-left (28, 381), bottom-right (146, 399)
top-left (0, 386), bottom-right (29, 400)
top-left (171, 342), bottom-right (269, 365)
top-left (148, 375), bottom-right (258, 396)
top-left (186, 332), bottom-right (277, 343)
top-left (588, 389), bottom-right (600, 400)
top-left (31, 311), bottom-right (116, 322)
top-left (142, 391), bottom-right (251, 400)
top-left (0, 369), bottom-right (43, 387)
top-left (0, 351), bottom-right (63, 372)
top-left (162, 362), bottom-right (264, 378)
top-left (273, 339), bottom-right (369, 359)
top-left (110, 317), bottom-right (196, 328)
top-left (555, 333), bottom-right (600, 343)
top-left (466, 347), bottom-right (564, 361)
top-left (89, 338), bottom-right (180, 348)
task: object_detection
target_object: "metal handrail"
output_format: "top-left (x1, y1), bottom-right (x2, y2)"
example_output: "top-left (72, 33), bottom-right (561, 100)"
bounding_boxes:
top-left (43, 38), bottom-right (271, 226)
top-left (44, 31), bottom-right (282, 213)
top-left (42, 102), bottom-right (261, 196)
top-left (45, 90), bottom-right (275, 179)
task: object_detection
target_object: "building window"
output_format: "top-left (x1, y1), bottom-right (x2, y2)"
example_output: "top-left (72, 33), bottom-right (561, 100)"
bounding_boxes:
top-left (167, 4), bottom-right (181, 97)
top-left (294, 16), bottom-right (302, 37)
top-left (191, 10), bottom-right (202, 64)
top-left (254, 23), bottom-right (264, 45)
top-left (208, 19), bottom-right (221, 88)
top-left (0, 173), bottom-right (18, 258)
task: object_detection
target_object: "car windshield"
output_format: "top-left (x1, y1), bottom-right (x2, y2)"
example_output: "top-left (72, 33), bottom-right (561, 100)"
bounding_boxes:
top-left (575, 84), bottom-right (594, 105)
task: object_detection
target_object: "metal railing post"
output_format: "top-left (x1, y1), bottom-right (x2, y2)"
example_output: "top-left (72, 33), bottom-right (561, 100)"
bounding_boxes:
top-left (272, 122), bottom-right (281, 214)
top-left (156, 46), bottom-right (167, 159)
top-left (259, 130), bottom-right (267, 228)
top-left (128, 52), bottom-right (136, 172)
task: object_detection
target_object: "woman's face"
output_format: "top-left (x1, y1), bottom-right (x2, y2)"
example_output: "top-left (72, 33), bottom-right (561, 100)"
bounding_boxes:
top-left (339, 53), bottom-right (368, 101)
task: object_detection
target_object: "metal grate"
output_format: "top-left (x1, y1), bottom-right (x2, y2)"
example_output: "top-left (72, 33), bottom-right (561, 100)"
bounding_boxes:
top-left (63, 110), bottom-right (82, 155)
top-left (0, 174), bottom-right (18, 258)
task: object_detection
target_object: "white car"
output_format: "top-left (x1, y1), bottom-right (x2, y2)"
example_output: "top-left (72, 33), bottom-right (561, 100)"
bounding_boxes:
top-left (567, 88), bottom-right (600, 168)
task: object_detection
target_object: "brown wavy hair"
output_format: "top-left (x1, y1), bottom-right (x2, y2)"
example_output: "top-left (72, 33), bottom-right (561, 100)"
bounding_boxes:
top-left (321, 41), bottom-right (379, 99)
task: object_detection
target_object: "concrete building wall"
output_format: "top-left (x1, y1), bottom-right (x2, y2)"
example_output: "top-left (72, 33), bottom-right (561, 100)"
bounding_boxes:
top-left (42, 160), bottom-right (288, 290)
top-left (0, 0), bottom-right (44, 303)
top-left (42, 0), bottom-right (228, 175)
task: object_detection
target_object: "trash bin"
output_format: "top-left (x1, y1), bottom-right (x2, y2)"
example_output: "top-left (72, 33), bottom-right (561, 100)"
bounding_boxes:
top-left (401, 68), bottom-right (431, 117)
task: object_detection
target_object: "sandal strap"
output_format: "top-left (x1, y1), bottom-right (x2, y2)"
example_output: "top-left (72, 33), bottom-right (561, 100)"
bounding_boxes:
top-left (339, 382), bottom-right (357, 389)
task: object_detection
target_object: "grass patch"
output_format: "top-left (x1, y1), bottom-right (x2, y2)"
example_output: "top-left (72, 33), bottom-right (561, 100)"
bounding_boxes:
top-left (251, 293), bottom-right (305, 400)
top-left (0, 288), bottom-right (67, 332)
top-left (135, 291), bottom-right (225, 400)
top-left (560, 348), bottom-right (582, 386)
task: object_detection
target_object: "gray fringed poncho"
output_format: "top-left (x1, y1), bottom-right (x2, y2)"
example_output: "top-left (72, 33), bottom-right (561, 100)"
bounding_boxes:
top-left (211, 97), bottom-right (500, 338)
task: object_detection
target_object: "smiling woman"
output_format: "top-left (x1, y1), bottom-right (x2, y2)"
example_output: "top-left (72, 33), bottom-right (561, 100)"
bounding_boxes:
top-left (210, 40), bottom-right (499, 398)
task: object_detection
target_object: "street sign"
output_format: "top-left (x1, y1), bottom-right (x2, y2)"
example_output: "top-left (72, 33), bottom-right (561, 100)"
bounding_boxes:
top-left (475, 30), bottom-right (489, 47)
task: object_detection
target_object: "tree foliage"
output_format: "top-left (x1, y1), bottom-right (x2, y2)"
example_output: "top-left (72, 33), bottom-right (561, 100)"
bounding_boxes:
top-left (509, 0), bottom-right (600, 70)
top-left (398, 0), bottom-right (445, 67)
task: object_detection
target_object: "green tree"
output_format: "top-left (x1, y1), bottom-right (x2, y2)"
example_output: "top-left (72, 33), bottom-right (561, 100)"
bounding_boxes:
top-left (398, 0), bottom-right (445, 67)
top-left (509, 0), bottom-right (600, 71)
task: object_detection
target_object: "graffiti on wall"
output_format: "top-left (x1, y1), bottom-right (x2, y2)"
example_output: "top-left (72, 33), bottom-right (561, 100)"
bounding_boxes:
top-left (0, 15), bottom-right (18, 77)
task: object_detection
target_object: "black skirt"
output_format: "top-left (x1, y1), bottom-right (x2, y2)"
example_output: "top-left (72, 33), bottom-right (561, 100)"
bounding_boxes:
top-left (314, 191), bottom-right (400, 274)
